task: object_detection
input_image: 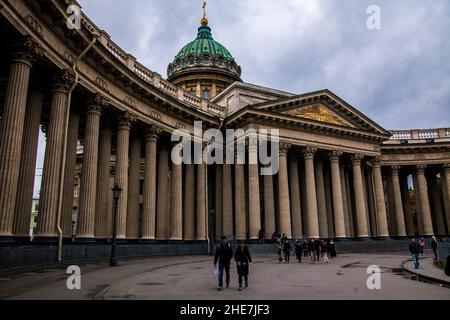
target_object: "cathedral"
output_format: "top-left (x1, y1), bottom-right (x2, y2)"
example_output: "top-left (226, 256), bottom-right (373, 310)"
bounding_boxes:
top-left (0, 0), bottom-right (449, 266)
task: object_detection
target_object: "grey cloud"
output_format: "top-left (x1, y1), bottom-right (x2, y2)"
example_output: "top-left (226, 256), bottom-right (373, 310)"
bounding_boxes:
top-left (78, 0), bottom-right (450, 130)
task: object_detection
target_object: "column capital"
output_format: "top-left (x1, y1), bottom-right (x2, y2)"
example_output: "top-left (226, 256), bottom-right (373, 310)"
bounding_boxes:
top-left (146, 124), bottom-right (162, 141)
top-left (118, 112), bottom-right (136, 130)
top-left (391, 165), bottom-right (401, 175)
top-left (87, 93), bottom-right (109, 113)
top-left (329, 150), bottom-right (343, 163)
top-left (303, 146), bottom-right (317, 160)
top-left (11, 35), bottom-right (43, 66)
top-left (442, 163), bottom-right (450, 173)
top-left (279, 142), bottom-right (291, 156)
top-left (416, 164), bottom-right (427, 174)
top-left (371, 156), bottom-right (382, 168)
top-left (351, 153), bottom-right (365, 166)
top-left (52, 69), bottom-right (75, 93)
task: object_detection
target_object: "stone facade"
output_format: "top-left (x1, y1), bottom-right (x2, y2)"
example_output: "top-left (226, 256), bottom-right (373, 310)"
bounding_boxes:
top-left (0, 0), bottom-right (449, 248)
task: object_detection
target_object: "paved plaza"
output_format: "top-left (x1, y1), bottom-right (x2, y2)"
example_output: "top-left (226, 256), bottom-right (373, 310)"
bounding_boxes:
top-left (0, 252), bottom-right (448, 300)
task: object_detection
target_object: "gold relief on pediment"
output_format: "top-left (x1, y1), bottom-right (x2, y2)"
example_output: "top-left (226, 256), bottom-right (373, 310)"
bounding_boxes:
top-left (286, 104), bottom-right (354, 127)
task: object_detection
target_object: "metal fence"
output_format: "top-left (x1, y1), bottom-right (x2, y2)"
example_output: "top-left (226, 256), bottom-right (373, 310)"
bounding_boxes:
top-left (437, 241), bottom-right (450, 262)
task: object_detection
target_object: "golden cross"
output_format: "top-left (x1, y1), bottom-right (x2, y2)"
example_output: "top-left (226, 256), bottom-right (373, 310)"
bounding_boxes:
top-left (202, 0), bottom-right (207, 19)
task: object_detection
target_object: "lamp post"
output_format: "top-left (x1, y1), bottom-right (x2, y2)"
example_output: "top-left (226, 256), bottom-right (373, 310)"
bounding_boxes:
top-left (110, 185), bottom-right (122, 267)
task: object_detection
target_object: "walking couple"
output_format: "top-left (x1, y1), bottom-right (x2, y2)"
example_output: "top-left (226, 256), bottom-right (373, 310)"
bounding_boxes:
top-left (214, 236), bottom-right (252, 291)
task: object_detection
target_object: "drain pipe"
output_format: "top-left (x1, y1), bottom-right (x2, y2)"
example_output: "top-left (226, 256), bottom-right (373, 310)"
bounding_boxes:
top-left (56, 32), bottom-right (99, 263)
top-left (205, 118), bottom-right (224, 256)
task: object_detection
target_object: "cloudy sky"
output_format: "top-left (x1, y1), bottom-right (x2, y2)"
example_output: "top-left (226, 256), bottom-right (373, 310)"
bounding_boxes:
top-left (33, 0), bottom-right (450, 196)
top-left (77, 0), bottom-right (450, 130)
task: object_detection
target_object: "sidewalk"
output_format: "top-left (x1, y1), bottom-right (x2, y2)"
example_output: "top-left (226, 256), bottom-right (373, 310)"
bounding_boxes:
top-left (403, 255), bottom-right (450, 285)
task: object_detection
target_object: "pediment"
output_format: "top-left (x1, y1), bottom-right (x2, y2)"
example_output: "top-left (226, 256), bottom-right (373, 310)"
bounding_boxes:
top-left (284, 103), bottom-right (356, 128)
top-left (250, 90), bottom-right (391, 136)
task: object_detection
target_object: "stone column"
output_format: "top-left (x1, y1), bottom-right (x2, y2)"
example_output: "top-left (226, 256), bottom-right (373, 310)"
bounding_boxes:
top-left (340, 164), bottom-right (351, 236)
top-left (416, 165), bottom-right (434, 236)
top-left (428, 173), bottom-right (446, 236)
top-left (126, 131), bottom-right (141, 239)
top-left (264, 169), bottom-right (276, 240)
top-left (182, 162), bottom-right (195, 241)
top-left (142, 126), bottom-right (160, 240)
top-left (412, 173), bottom-right (424, 235)
top-left (400, 173), bottom-right (415, 237)
top-left (60, 111), bottom-right (80, 238)
top-left (94, 119), bottom-right (112, 239)
top-left (352, 154), bottom-right (369, 238)
top-left (344, 167), bottom-right (355, 237)
top-left (215, 165), bottom-right (223, 240)
top-left (304, 146), bottom-right (319, 239)
top-left (390, 166), bottom-right (407, 237)
top-left (115, 113), bottom-right (134, 239)
top-left (77, 97), bottom-right (104, 241)
top-left (329, 151), bottom-right (346, 238)
top-left (13, 90), bottom-right (44, 238)
top-left (170, 156), bottom-right (183, 241)
top-left (288, 154), bottom-right (302, 239)
top-left (248, 141), bottom-right (261, 240)
top-left (0, 38), bottom-right (40, 240)
top-left (222, 163), bottom-right (233, 238)
top-left (442, 164), bottom-right (450, 235)
top-left (235, 152), bottom-right (246, 240)
top-left (278, 143), bottom-right (292, 238)
top-left (315, 157), bottom-right (328, 238)
top-left (156, 142), bottom-right (170, 240)
top-left (36, 71), bottom-right (72, 240)
top-left (372, 159), bottom-right (389, 237)
top-left (197, 162), bottom-right (206, 241)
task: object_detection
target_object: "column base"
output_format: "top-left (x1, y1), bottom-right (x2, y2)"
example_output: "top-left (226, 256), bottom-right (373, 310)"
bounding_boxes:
top-left (390, 235), bottom-right (409, 240)
top-left (140, 239), bottom-right (157, 244)
top-left (32, 236), bottom-right (58, 244)
top-left (333, 237), bottom-right (351, 242)
top-left (0, 236), bottom-right (16, 246)
top-left (168, 239), bottom-right (184, 244)
top-left (354, 236), bottom-right (371, 241)
top-left (13, 236), bottom-right (32, 245)
top-left (93, 238), bottom-right (111, 244)
top-left (373, 236), bottom-right (392, 241)
top-left (75, 237), bottom-right (96, 243)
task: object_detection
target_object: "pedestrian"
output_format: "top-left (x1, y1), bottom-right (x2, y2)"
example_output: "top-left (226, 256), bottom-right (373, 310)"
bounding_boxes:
top-left (283, 240), bottom-right (292, 263)
top-left (295, 240), bottom-right (303, 263)
top-left (329, 240), bottom-right (337, 258)
top-left (309, 239), bottom-right (316, 264)
top-left (431, 236), bottom-right (438, 261)
top-left (271, 231), bottom-right (277, 243)
top-left (282, 233), bottom-right (288, 243)
top-left (234, 241), bottom-right (252, 291)
top-left (277, 241), bottom-right (283, 263)
top-left (214, 236), bottom-right (233, 291)
top-left (409, 238), bottom-right (420, 269)
top-left (321, 241), bottom-right (329, 263)
top-left (419, 237), bottom-right (425, 256)
top-left (314, 238), bottom-right (321, 262)
top-left (302, 240), bottom-right (309, 258)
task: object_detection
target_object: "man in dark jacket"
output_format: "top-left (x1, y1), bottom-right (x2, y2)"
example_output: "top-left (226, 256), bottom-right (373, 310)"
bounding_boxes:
top-left (234, 241), bottom-right (252, 291)
top-left (409, 238), bottom-right (420, 269)
top-left (214, 236), bottom-right (233, 290)
top-left (314, 238), bottom-right (321, 262)
top-left (295, 240), bottom-right (303, 263)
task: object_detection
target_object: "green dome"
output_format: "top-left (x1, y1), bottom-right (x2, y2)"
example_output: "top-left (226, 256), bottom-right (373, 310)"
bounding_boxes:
top-left (167, 23), bottom-right (241, 81)
top-left (175, 25), bottom-right (234, 61)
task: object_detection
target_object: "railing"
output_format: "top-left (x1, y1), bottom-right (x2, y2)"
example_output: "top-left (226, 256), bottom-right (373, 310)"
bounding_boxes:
top-left (78, 9), bottom-right (224, 117)
top-left (387, 128), bottom-right (450, 144)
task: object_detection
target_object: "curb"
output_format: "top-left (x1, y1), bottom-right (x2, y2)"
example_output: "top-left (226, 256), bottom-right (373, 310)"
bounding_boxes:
top-left (402, 258), bottom-right (450, 286)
